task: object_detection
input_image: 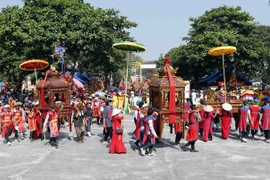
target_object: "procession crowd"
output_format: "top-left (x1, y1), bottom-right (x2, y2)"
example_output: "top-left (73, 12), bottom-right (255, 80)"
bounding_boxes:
top-left (0, 90), bottom-right (270, 156)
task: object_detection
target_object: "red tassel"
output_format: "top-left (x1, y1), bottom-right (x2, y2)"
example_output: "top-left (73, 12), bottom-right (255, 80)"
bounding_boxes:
top-left (166, 63), bottom-right (176, 124)
top-left (164, 57), bottom-right (172, 63)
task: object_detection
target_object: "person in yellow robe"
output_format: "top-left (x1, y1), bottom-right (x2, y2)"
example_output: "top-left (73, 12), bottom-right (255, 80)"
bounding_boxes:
top-left (112, 92), bottom-right (118, 108)
top-left (117, 92), bottom-right (125, 109)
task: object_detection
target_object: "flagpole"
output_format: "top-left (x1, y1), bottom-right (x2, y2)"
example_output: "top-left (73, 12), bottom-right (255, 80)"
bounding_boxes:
top-left (222, 54), bottom-right (227, 102)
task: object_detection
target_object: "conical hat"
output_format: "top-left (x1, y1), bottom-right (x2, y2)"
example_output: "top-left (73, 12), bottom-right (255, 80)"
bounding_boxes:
top-left (14, 102), bottom-right (22, 106)
top-left (222, 103), bottom-right (232, 111)
top-left (203, 105), bottom-right (213, 112)
top-left (112, 108), bottom-right (122, 116)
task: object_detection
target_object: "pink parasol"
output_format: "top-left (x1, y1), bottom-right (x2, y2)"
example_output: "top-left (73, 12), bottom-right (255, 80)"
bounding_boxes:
top-left (73, 78), bottom-right (85, 94)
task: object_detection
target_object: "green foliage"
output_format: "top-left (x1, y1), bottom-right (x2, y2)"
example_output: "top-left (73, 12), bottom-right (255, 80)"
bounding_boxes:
top-left (256, 25), bottom-right (270, 83)
top-left (0, 0), bottom-right (137, 83)
top-left (167, 5), bottom-right (267, 81)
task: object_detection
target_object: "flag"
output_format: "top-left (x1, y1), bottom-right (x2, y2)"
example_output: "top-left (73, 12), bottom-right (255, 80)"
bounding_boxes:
top-left (229, 65), bottom-right (237, 86)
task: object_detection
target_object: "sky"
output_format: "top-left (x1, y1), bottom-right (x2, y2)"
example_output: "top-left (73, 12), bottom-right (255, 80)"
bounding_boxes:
top-left (1, 0), bottom-right (270, 61)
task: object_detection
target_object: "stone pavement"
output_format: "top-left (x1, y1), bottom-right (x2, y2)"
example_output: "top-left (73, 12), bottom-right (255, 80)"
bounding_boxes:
top-left (0, 113), bottom-right (270, 180)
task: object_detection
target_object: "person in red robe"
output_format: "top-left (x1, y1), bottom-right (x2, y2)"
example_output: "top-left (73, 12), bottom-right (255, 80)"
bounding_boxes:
top-left (0, 105), bottom-right (14, 146)
top-left (12, 102), bottom-right (26, 141)
top-left (184, 98), bottom-right (191, 121)
top-left (26, 105), bottom-right (37, 142)
top-left (93, 100), bottom-right (100, 125)
top-left (202, 105), bottom-right (218, 142)
top-left (109, 108), bottom-right (126, 154)
top-left (221, 103), bottom-right (233, 139)
top-left (175, 98), bottom-right (191, 146)
top-left (8, 97), bottom-right (16, 109)
top-left (239, 100), bottom-right (251, 142)
top-left (174, 121), bottom-right (183, 146)
top-left (133, 102), bottom-right (147, 149)
top-left (259, 98), bottom-right (270, 143)
top-left (0, 101), bottom-right (5, 117)
top-left (43, 104), bottom-right (63, 149)
top-left (33, 103), bottom-right (42, 139)
top-left (250, 99), bottom-right (260, 140)
top-left (198, 100), bottom-right (206, 137)
top-left (183, 104), bottom-right (201, 152)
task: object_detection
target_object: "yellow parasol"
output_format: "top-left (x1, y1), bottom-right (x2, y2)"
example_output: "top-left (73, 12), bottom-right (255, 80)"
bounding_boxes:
top-left (208, 46), bottom-right (236, 102)
top-left (112, 40), bottom-right (146, 113)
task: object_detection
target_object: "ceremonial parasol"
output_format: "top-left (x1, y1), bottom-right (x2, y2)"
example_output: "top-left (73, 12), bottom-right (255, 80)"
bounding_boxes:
top-left (112, 40), bottom-right (146, 112)
top-left (208, 46), bottom-right (236, 102)
top-left (19, 59), bottom-right (49, 82)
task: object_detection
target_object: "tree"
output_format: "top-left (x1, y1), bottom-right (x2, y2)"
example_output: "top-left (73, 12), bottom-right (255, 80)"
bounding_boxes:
top-left (256, 25), bottom-right (270, 83)
top-left (0, 0), bottom-right (137, 84)
top-left (168, 6), bottom-right (266, 81)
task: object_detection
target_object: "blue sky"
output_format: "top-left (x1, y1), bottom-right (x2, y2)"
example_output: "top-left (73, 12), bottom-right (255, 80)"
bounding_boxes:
top-left (1, 0), bottom-right (270, 61)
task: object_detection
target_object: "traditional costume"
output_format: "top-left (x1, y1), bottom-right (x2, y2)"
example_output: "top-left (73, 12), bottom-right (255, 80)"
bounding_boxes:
top-left (109, 108), bottom-right (126, 154)
top-left (202, 105), bottom-right (215, 142)
top-left (184, 99), bottom-right (191, 121)
top-left (260, 98), bottom-right (270, 143)
top-left (12, 102), bottom-right (26, 141)
top-left (198, 105), bottom-right (205, 137)
top-left (43, 105), bottom-right (62, 148)
top-left (133, 104), bottom-right (147, 148)
top-left (184, 106), bottom-right (200, 152)
top-left (174, 121), bottom-right (183, 146)
top-left (239, 101), bottom-right (251, 142)
top-left (140, 109), bottom-right (158, 156)
top-left (250, 99), bottom-right (260, 139)
top-left (112, 93), bottom-right (118, 108)
top-left (117, 92), bottom-right (125, 109)
top-left (8, 98), bottom-right (16, 109)
top-left (1, 105), bottom-right (14, 145)
top-left (221, 103), bottom-right (233, 139)
top-left (93, 102), bottom-right (100, 125)
top-left (26, 107), bottom-right (37, 141)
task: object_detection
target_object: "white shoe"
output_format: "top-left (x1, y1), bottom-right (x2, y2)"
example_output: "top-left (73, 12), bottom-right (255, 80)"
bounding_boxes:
top-left (241, 138), bottom-right (247, 143)
top-left (148, 153), bottom-right (156, 156)
top-left (7, 142), bottom-right (11, 146)
top-left (103, 141), bottom-right (108, 145)
top-left (140, 148), bottom-right (145, 156)
top-left (264, 139), bottom-right (270, 143)
top-left (253, 135), bottom-right (259, 140)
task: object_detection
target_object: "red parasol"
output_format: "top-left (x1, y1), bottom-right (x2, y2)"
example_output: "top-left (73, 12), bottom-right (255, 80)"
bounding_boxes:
top-left (19, 59), bottom-right (49, 82)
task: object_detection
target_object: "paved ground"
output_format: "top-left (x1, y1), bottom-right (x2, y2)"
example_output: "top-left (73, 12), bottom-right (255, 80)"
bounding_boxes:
top-left (0, 113), bottom-right (270, 180)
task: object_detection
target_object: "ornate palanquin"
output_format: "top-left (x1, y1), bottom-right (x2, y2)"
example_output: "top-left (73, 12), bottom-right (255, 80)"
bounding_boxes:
top-left (149, 60), bottom-right (186, 142)
top-left (36, 67), bottom-right (73, 131)
top-left (205, 88), bottom-right (247, 113)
